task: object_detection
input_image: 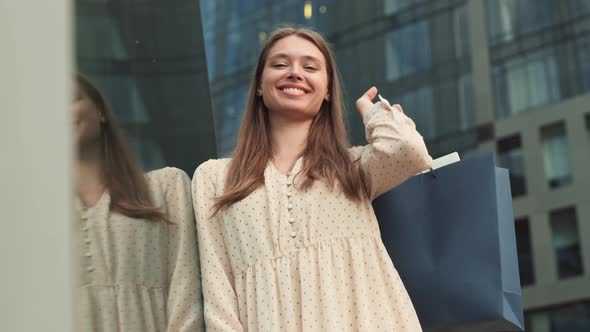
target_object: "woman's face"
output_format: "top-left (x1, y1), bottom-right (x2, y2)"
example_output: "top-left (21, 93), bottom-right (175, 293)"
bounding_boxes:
top-left (259, 35), bottom-right (330, 121)
top-left (71, 83), bottom-right (104, 148)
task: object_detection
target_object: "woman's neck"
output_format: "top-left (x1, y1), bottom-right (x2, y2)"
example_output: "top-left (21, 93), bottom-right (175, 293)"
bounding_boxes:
top-left (76, 144), bottom-right (106, 208)
top-left (269, 115), bottom-right (312, 175)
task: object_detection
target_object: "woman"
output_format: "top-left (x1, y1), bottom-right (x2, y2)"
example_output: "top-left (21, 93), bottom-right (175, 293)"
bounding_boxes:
top-left (193, 27), bottom-right (432, 331)
top-left (73, 74), bottom-right (203, 331)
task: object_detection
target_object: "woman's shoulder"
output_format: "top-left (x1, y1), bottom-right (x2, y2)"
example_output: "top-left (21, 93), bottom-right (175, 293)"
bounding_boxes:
top-left (147, 166), bottom-right (189, 184)
top-left (145, 167), bottom-right (192, 199)
top-left (192, 158), bottom-right (232, 180)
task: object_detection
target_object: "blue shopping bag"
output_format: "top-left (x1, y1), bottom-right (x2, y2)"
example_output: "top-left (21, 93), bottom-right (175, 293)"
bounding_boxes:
top-left (373, 154), bottom-right (524, 331)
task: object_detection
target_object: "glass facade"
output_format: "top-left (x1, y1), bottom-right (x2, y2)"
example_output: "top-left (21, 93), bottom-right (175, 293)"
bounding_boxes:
top-left (75, 0), bottom-right (216, 174)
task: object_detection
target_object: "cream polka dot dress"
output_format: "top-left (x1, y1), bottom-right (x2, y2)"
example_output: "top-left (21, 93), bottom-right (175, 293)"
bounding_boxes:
top-left (193, 103), bottom-right (432, 331)
top-left (75, 167), bottom-right (204, 331)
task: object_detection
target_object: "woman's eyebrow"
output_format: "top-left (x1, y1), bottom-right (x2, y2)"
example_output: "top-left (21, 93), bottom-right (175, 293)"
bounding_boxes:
top-left (268, 53), bottom-right (323, 64)
top-left (268, 53), bottom-right (289, 61)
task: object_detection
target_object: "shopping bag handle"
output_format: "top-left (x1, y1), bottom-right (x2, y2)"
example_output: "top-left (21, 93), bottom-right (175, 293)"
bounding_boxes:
top-left (420, 152), bottom-right (461, 178)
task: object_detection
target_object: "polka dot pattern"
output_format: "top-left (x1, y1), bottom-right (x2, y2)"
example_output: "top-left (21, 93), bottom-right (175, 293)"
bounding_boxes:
top-left (193, 103), bottom-right (432, 331)
top-left (76, 167), bottom-right (204, 331)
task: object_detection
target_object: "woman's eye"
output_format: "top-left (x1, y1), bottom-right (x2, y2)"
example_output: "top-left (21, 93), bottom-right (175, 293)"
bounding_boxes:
top-left (272, 63), bottom-right (287, 68)
top-left (304, 66), bottom-right (317, 71)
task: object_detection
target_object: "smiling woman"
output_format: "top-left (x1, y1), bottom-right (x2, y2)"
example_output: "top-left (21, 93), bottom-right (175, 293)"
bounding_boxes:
top-left (192, 26), bottom-right (433, 331)
top-left (258, 37), bottom-right (329, 121)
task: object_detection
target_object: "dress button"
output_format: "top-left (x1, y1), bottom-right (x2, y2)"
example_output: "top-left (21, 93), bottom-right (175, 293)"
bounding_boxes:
top-left (286, 191), bottom-right (292, 197)
top-left (87, 266), bottom-right (94, 272)
top-left (289, 218), bottom-right (295, 224)
top-left (82, 216), bottom-right (88, 221)
top-left (84, 238), bottom-right (91, 244)
top-left (287, 204), bottom-right (293, 210)
top-left (290, 232), bottom-right (297, 238)
top-left (82, 225), bottom-right (89, 231)
top-left (84, 252), bottom-right (92, 257)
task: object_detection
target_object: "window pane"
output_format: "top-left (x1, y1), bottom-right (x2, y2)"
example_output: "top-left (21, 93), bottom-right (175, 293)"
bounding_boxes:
top-left (505, 58), bottom-right (528, 113)
top-left (454, 5), bottom-right (470, 58)
top-left (127, 136), bottom-right (166, 172)
top-left (550, 207), bottom-right (583, 279)
top-left (515, 218), bottom-right (535, 286)
top-left (493, 48), bottom-right (561, 117)
top-left (518, 0), bottom-right (552, 35)
top-left (541, 122), bottom-right (573, 189)
top-left (577, 35), bottom-right (590, 93)
top-left (527, 301), bottom-right (590, 332)
top-left (458, 73), bottom-right (476, 129)
top-left (385, 21), bottom-right (432, 80)
top-left (486, 0), bottom-right (517, 44)
top-left (497, 134), bottom-right (527, 197)
top-left (550, 300), bottom-right (590, 332)
top-left (526, 49), bottom-right (560, 110)
top-left (397, 87), bottom-right (435, 139)
top-left (486, 0), bottom-right (552, 45)
top-left (384, 0), bottom-right (425, 15)
top-left (493, 66), bottom-right (510, 118)
top-left (569, 0), bottom-right (590, 19)
top-left (90, 76), bottom-right (149, 125)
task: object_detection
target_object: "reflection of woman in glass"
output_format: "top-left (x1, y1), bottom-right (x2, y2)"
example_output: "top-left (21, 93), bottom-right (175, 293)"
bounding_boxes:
top-left (193, 27), bottom-right (432, 330)
top-left (73, 74), bottom-right (203, 331)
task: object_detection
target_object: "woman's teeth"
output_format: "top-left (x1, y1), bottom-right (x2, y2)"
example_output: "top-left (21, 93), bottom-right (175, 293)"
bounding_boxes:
top-left (282, 88), bottom-right (305, 95)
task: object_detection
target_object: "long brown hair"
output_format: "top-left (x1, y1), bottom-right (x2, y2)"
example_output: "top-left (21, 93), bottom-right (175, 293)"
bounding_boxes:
top-left (77, 73), bottom-right (165, 221)
top-left (213, 27), bottom-right (370, 214)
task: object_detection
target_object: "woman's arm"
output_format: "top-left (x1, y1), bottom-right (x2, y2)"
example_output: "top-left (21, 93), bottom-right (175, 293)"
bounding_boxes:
top-left (352, 87), bottom-right (432, 200)
top-left (159, 167), bottom-right (205, 332)
top-left (192, 160), bottom-right (244, 331)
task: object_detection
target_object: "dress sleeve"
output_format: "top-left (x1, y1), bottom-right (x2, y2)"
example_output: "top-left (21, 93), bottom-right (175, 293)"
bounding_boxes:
top-left (350, 101), bottom-right (432, 200)
top-left (159, 167), bottom-right (205, 331)
top-left (192, 160), bottom-right (244, 331)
